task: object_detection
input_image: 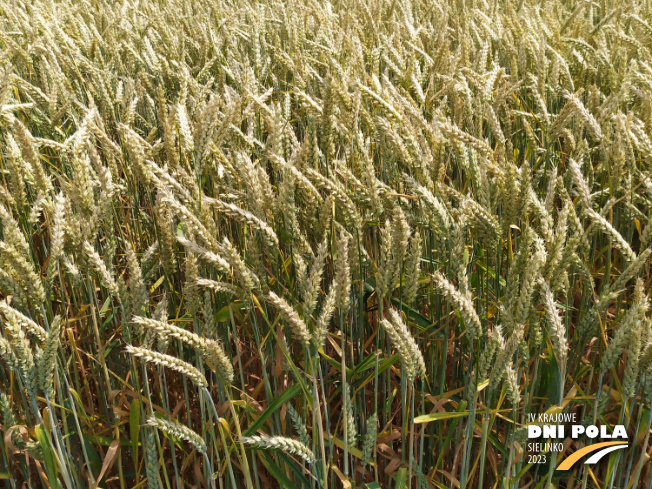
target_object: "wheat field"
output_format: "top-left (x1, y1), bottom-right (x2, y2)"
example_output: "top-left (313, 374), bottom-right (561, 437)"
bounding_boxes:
top-left (0, 0), bottom-right (651, 487)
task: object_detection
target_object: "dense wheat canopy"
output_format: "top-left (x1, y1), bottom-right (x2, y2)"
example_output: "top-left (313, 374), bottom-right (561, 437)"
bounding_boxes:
top-left (0, 0), bottom-right (651, 487)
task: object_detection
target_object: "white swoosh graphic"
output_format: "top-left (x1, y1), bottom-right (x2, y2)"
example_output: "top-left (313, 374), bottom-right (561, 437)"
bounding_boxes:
top-left (584, 445), bottom-right (628, 464)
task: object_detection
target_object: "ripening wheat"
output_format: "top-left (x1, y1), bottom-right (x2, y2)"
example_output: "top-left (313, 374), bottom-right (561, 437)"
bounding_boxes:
top-left (0, 0), bottom-right (650, 488)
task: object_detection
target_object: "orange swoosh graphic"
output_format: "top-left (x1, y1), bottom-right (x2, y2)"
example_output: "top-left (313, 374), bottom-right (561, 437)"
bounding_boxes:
top-left (556, 441), bottom-right (628, 471)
